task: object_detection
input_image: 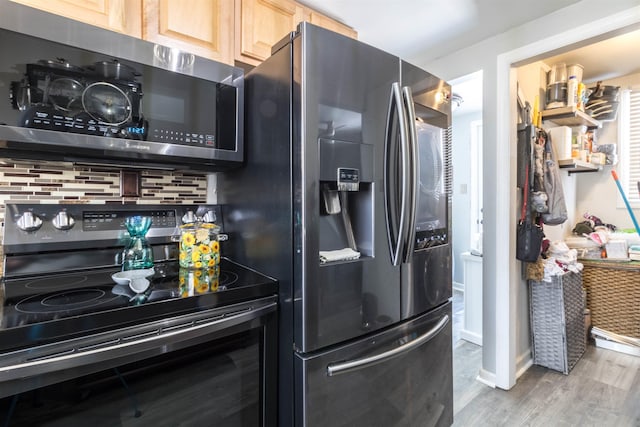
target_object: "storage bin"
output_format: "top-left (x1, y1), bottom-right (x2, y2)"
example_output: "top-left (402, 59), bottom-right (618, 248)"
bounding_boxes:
top-left (582, 260), bottom-right (640, 338)
top-left (529, 271), bottom-right (585, 374)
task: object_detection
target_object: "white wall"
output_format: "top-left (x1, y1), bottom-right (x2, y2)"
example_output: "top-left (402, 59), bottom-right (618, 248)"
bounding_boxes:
top-left (417, 0), bottom-right (640, 389)
top-left (452, 110), bottom-right (482, 285)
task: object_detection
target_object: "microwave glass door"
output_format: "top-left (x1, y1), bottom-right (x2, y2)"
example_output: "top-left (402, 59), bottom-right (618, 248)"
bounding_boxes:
top-left (141, 66), bottom-right (237, 151)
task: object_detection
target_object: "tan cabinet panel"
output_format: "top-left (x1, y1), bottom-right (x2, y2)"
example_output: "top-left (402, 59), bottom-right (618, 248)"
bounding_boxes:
top-left (306, 10), bottom-right (356, 39)
top-left (9, 0), bottom-right (142, 37)
top-left (143, 0), bottom-right (233, 64)
top-left (236, 0), bottom-right (304, 66)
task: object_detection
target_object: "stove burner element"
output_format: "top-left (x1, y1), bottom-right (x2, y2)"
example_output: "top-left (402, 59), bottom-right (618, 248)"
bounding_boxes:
top-left (15, 288), bottom-right (122, 314)
top-left (41, 289), bottom-right (105, 307)
top-left (219, 271), bottom-right (238, 287)
top-left (25, 274), bottom-right (89, 290)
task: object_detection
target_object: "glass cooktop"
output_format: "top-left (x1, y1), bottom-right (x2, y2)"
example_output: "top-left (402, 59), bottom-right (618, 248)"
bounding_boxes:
top-left (0, 258), bottom-right (277, 353)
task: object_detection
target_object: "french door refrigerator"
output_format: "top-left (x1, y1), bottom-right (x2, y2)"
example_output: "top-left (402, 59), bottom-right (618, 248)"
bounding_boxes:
top-left (218, 22), bottom-right (453, 427)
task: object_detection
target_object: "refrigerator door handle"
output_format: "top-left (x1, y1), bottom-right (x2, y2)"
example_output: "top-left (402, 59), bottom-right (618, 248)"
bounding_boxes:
top-left (384, 82), bottom-right (410, 266)
top-left (326, 314), bottom-right (449, 377)
top-left (401, 85), bottom-right (418, 263)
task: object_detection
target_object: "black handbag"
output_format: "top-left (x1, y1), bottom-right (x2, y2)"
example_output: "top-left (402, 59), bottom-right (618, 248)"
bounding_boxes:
top-left (516, 164), bottom-right (544, 262)
top-left (516, 220), bottom-right (544, 262)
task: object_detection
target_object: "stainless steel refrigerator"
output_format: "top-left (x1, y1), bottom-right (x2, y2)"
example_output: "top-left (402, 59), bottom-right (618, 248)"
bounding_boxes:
top-left (218, 22), bottom-right (453, 427)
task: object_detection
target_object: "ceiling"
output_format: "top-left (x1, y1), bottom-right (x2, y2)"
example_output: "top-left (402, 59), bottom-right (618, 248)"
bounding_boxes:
top-left (298, 0), bottom-right (580, 64)
top-left (298, 0), bottom-right (580, 115)
top-left (298, 0), bottom-right (640, 115)
top-left (540, 28), bottom-right (640, 84)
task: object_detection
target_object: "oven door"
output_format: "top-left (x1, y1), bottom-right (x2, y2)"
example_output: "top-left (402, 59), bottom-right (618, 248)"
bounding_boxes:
top-left (0, 297), bottom-right (277, 426)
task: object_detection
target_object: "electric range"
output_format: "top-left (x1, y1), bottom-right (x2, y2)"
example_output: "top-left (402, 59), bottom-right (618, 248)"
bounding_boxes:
top-left (0, 203), bottom-right (278, 417)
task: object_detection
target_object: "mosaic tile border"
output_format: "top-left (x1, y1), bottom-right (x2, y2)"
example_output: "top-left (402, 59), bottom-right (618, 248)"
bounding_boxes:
top-left (0, 159), bottom-right (209, 228)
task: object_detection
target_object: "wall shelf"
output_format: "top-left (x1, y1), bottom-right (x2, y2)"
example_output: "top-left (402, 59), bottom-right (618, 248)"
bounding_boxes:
top-left (542, 106), bottom-right (602, 128)
top-left (558, 159), bottom-right (602, 174)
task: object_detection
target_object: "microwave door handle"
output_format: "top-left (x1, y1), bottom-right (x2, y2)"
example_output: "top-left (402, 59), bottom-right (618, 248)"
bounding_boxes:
top-left (384, 82), bottom-right (409, 266)
top-left (401, 86), bottom-right (418, 263)
top-left (326, 314), bottom-right (450, 376)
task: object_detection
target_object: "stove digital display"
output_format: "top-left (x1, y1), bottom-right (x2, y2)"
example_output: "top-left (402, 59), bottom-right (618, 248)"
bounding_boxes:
top-left (83, 210), bottom-right (177, 231)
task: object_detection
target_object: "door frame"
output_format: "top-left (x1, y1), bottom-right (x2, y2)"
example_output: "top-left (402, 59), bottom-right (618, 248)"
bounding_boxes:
top-left (493, 6), bottom-right (640, 389)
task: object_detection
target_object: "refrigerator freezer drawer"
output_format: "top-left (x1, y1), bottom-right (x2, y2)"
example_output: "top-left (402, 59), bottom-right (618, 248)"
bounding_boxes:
top-left (295, 301), bottom-right (452, 427)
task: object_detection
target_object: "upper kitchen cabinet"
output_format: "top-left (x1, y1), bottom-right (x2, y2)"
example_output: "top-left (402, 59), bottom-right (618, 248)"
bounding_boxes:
top-left (304, 9), bottom-right (356, 39)
top-left (235, 0), bottom-right (304, 66)
top-left (235, 0), bottom-right (356, 66)
top-left (8, 0), bottom-right (142, 37)
top-left (142, 0), bottom-right (234, 64)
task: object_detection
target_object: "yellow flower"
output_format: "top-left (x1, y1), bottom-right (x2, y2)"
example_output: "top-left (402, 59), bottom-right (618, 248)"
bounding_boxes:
top-left (210, 241), bottom-right (219, 252)
top-left (179, 277), bottom-right (185, 285)
top-left (194, 261), bottom-right (203, 269)
top-left (191, 250), bottom-right (201, 262)
top-left (200, 244), bottom-right (210, 254)
top-left (211, 280), bottom-right (219, 291)
top-left (207, 258), bottom-right (217, 267)
top-left (181, 232), bottom-right (195, 246)
top-left (179, 251), bottom-right (187, 260)
top-left (195, 269), bottom-right (203, 277)
top-left (196, 282), bottom-right (209, 293)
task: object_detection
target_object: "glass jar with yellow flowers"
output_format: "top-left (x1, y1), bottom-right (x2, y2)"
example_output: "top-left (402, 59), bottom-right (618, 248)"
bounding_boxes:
top-left (178, 222), bottom-right (221, 269)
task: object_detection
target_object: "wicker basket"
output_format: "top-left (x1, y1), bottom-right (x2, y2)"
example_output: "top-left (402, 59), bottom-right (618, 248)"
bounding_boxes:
top-left (529, 271), bottom-right (585, 374)
top-left (582, 261), bottom-right (640, 338)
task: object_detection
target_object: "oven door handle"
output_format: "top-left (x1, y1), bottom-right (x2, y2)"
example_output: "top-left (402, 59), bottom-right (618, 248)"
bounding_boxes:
top-left (0, 299), bottom-right (277, 383)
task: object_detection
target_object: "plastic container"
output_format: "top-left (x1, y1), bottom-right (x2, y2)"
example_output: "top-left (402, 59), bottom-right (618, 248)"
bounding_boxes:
top-left (567, 76), bottom-right (578, 107)
top-left (548, 63), bottom-right (567, 84)
top-left (567, 64), bottom-right (583, 83)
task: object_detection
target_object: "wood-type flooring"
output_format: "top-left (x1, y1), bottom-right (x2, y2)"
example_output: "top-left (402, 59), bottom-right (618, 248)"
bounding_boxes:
top-left (452, 290), bottom-right (640, 426)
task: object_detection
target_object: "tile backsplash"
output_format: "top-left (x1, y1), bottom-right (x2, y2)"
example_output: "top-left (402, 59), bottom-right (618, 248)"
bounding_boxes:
top-left (0, 159), bottom-right (209, 227)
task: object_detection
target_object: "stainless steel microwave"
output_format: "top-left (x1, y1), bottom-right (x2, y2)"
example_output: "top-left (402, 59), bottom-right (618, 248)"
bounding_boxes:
top-left (0, 0), bottom-right (243, 171)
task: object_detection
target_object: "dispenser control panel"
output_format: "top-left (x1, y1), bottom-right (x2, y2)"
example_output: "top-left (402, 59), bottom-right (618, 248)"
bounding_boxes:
top-left (337, 168), bottom-right (359, 191)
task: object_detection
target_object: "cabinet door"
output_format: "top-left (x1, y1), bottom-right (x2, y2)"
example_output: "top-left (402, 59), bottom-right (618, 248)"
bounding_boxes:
top-left (9, 0), bottom-right (142, 37)
top-left (143, 0), bottom-right (233, 64)
top-left (306, 10), bottom-right (356, 39)
top-left (236, 0), bottom-right (304, 66)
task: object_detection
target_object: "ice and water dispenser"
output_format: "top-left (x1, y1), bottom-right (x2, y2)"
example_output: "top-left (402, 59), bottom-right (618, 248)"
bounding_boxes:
top-left (318, 138), bottom-right (373, 263)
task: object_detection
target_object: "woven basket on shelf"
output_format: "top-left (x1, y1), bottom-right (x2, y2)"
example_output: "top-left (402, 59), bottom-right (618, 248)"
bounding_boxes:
top-left (529, 271), bottom-right (585, 374)
top-left (582, 261), bottom-right (640, 338)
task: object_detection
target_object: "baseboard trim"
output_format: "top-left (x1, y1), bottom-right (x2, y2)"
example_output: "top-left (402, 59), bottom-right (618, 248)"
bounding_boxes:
top-left (476, 368), bottom-right (496, 388)
top-left (453, 281), bottom-right (465, 292)
top-left (460, 330), bottom-right (483, 346)
top-left (516, 348), bottom-right (533, 379)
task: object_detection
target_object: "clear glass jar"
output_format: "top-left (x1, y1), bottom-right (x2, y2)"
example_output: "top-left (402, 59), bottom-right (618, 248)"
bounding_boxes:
top-left (178, 222), bottom-right (221, 269)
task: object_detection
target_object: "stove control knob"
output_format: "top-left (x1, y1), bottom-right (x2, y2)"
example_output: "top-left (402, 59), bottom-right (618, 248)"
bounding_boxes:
top-left (201, 210), bottom-right (217, 223)
top-left (16, 211), bottom-right (43, 232)
top-left (52, 211), bottom-right (76, 230)
top-left (182, 210), bottom-right (197, 224)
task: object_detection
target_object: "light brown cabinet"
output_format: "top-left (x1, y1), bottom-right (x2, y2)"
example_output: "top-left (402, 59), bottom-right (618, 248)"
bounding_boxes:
top-left (9, 0), bottom-right (142, 37)
top-left (235, 0), bottom-right (304, 66)
top-left (235, 0), bottom-right (356, 66)
top-left (142, 0), bottom-right (233, 64)
top-left (10, 0), bottom-right (356, 67)
top-left (305, 9), bottom-right (356, 39)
